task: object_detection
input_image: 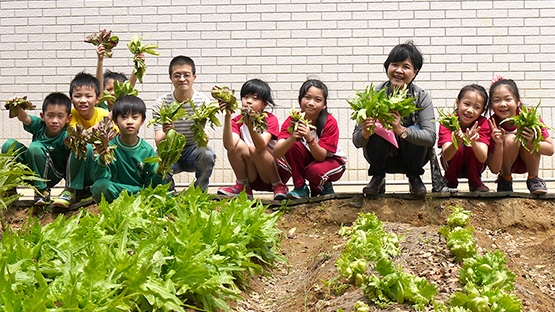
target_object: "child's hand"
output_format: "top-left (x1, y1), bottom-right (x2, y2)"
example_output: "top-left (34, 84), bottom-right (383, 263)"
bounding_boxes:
top-left (520, 126), bottom-right (535, 150)
top-left (294, 122), bottom-right (312, 141)
top-left (489, 119), bottom-right (505, 145)
top-left (217, 100), bottom-right (229, 114)
top-left (135, 52), bottom-right (146, 61)
top-left (453, 129), bottom-right (465, 145)
top-left (96, 45), bottom-right (105, 59)
top-left (466, 123), bottom-right (481, 143)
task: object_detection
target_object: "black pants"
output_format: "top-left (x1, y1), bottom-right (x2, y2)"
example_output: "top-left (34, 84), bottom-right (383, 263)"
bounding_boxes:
top-left (364, 134), bottom-right (429, 177)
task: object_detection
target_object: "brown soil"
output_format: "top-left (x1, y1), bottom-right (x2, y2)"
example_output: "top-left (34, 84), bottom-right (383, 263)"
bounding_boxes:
top-left (2, 196), bottom-right (555, 312)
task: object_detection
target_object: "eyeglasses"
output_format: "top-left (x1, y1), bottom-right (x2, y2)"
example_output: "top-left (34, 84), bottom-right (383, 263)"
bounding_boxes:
top-left (172, 73), bottom-right (193, 80)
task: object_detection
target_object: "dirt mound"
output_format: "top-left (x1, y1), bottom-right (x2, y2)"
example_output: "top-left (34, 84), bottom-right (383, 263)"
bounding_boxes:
top-left (2, 196), bottom-right (555, 311)
top-left (237, 196), bottom-right (555, 312)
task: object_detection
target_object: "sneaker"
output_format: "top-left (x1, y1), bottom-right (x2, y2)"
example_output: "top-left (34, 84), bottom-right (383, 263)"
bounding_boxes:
top-left (34, 188), bottom-right (51, 206)
top-left (496, 175), bottom-right (513, 192)
top-left (272, 182), bottom-right (288, 201)
top-left (469, 184), bottom-right (489, 192)
top-left (527, 177), bottom-right (548, 195)
top-left (362, 176), bottom-right (385, 196)
top-left (52, 189), bottom-right (76, 209)
top-left (286, 185), bottom-right (309, 199)
top-left (321, 182), bottom-right (334, 196)
top-left (408, 175), bottom-right (426, 196)
top-left (217, 181), bottom-right (253, 199)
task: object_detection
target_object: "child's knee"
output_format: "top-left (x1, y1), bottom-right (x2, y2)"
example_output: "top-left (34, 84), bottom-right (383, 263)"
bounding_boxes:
top-left (92, 178), bottom-right (110, 202)
top-left (2, 139), bottom-right (18, 153)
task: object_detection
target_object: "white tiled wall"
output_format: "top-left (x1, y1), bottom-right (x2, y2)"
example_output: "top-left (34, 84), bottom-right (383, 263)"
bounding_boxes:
top-left (1, 0), bottom-right (554, 186)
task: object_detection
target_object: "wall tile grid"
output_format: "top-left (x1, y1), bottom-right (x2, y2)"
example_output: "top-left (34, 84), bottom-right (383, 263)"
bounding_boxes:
top-left (1, 0), bottom-right (554, 187)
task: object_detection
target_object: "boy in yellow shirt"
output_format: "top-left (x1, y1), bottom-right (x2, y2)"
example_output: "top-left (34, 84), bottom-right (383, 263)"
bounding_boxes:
top-left (52, 72), bottom-right (111, 210)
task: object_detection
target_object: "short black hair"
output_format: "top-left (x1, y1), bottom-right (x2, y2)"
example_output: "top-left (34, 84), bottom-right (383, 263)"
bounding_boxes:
top-left (383, 41), bottom-right (424, 78)
top-left (168, 55), bottom-right (196, 76)
top-left (103, 69), bottom-right (127, 87)
top-left (42, 92), bottom-right (72, 114)
top-left (69, 71), bottom-right (100, 97)
top-left (111, 95), bottom-right (146, 121)
top-left (240, 78), bottom-right (275, 107)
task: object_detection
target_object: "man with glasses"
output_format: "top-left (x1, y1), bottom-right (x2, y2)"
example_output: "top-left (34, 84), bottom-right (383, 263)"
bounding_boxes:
top-left (151, 55), bottom-right (216, 191)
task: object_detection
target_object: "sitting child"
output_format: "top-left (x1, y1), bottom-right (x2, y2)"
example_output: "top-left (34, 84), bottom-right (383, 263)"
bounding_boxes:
top-left (1, 92), bottom-right (72, 205)
top-left (91, 95), bottom-right (168, 203)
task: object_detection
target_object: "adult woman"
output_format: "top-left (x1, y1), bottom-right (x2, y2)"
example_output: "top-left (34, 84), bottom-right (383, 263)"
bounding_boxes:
top-left (353, 41), bottom-right (436, 196)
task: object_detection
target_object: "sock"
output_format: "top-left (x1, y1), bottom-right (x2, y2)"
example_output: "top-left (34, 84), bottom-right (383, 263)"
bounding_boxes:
top-left (527, 176), bottom-right (536, 180)
top-left (501, 175), bottom-right (512, 181)
top-left (271, 181), bottom-right (282, 186)
top-left (237, 178), bottom-right (248, 185)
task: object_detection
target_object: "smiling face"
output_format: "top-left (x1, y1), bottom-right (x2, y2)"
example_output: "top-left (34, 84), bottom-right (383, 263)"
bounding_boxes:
top-left (299, 86), bottom-right (326, 124)
top-left (387, 57), bottom-right (418, 90)
top-left (71, 85), bottom-right (98, 120)
top-left (490, 85), bottom-right (520, 120)
top-left (456, 90), bottom-right (486, 128)
top-left (40, 104), bottom-right (71, 138)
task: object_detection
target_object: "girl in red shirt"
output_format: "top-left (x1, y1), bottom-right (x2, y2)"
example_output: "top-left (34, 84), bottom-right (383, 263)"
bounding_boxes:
top-left (217, 79), bottom-right (290, 200)
top-left (274, 79), bottom-right (347, 199)
top-left (438, 84), bottom-right (491, 192)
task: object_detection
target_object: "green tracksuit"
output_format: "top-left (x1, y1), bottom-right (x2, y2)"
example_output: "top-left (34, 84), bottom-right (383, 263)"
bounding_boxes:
top-left (91, 135), bottom-right (167, 203)
top-left (1, 116), bottom-right (70, 190)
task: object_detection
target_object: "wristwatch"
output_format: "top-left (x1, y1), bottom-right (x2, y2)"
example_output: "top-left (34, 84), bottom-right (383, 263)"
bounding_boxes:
top-left (400, 128), bottom-right (409, 139)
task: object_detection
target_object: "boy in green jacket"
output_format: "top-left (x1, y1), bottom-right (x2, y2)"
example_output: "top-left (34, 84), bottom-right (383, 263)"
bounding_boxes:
top-left (2, 92), bottom-right (72, 205)
top-left (91, 95), bottom-right (168, 203)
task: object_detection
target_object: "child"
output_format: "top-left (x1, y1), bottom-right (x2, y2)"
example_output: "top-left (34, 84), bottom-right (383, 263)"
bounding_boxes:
top-left (488, 76), bottom-right (554, 194)
top-left (438, 84), bottom-right (491, 192)
top-left (95, 45), bottom-right (143, 111)
top-left (91, 95), bottom-right (167, 203)
top-left (52, 72), bottom-right (112, 210)
top-left (273, 79), bottom-right (347, 199)
top-left (217, 79), bottom-right (290, 200)
top-left (1, 92), bottom-right (72, 205)
top-left (353, 41), bottom-right (435, 196)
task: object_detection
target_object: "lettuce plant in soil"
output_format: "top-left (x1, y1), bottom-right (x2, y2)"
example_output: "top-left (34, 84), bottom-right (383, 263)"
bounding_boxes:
top-left (0, 185), bottom-right (285, 311)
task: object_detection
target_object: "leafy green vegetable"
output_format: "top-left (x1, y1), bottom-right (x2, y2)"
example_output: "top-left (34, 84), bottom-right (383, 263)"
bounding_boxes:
top-left (0, 143), bottom-right (43, 229)
top-left (433, 106), bottom-right (471, 150)
top-left (98, 80), bottom-right (139, 108)
top-left (211, 85), bottom-right (238, 112)
top-left (348, 84), bottom-right (419, 133)
top-left (500, 100), bottom-right (552, 153)
top-left (86, 116), bottom-right (118, 164)
top-left (148, 100), bottom-right (189, 127)
top-left (84, 29), bottom-right (119, 57)
top-left (127, 35), bottom-right (161, 83)
top-left (4, 96), bottom-right (35, 118)
top-left (286, 107), bottom-right (316, 136)
top-left (238, 107), bottom-right (268, 134)
top-left (143, 129), bottom-right (186, 177)
top-left (446, 227), bottom-right (477, 262)
top-left (64, 117), bottom-right (118, 163)
top-left (64, 124), bottom-right (88, 160)
top-left (0, 185), bottom-right (285, 311)
top-left (189, 101), bottom-right (221, 148)
top-left (439, 205), bottom-right (471, 238)
top-left (459, 250), bottom-right (516, 292)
